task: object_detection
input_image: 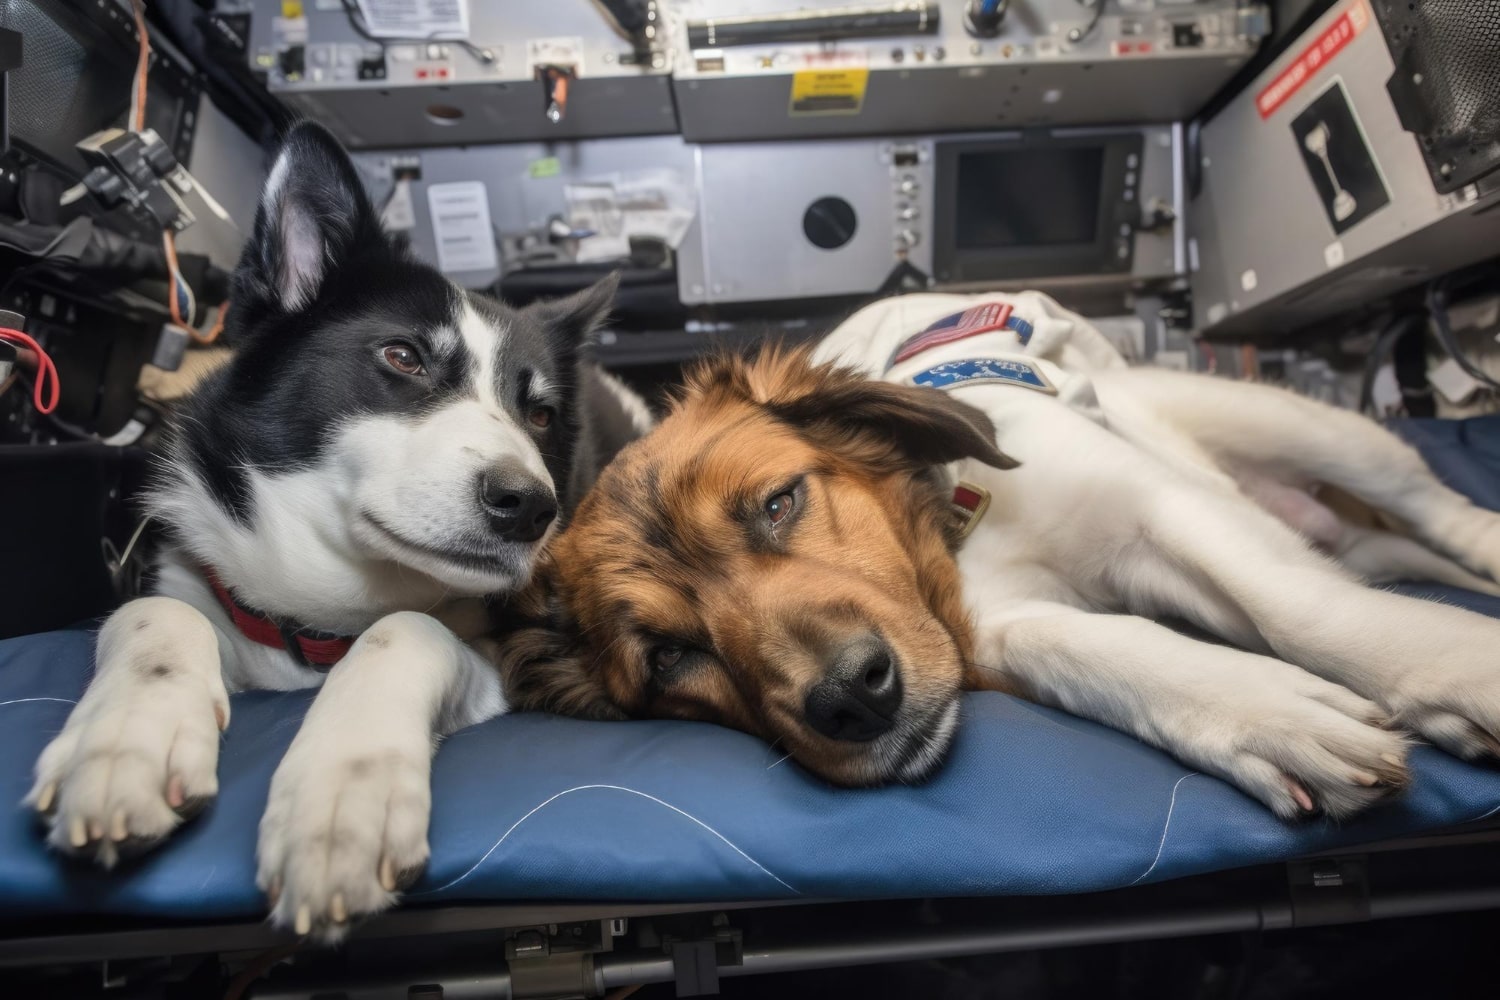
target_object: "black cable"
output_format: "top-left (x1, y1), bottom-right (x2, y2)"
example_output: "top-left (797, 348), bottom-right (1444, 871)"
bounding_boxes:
top-left (1427, 280), bottom-right (1500, 393)
top-left (337, 0), bottom-right (495, 65)
top-left (1068, 0), bottom-right (1106, 43)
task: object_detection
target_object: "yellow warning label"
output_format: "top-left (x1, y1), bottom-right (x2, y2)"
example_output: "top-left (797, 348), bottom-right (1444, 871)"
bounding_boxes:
top-left (789, 69), bottom-right (869, 116)
top-left (280, 1), bottom-right (304, 19)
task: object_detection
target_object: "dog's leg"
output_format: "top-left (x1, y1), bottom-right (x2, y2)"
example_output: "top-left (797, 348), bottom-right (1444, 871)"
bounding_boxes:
top-left (1109, 370), bottom-right (1500, 583)
top-left (25, 597), bottom-right (230, 866)
top-left (980, 602), bottom-right (1410, 820)
top-left (255, 611), bottom-right (505, 941)
top-left (1134, 484), bottom-right (1500, 763)
top-left (1335, 523), bottom-right (1500, 596)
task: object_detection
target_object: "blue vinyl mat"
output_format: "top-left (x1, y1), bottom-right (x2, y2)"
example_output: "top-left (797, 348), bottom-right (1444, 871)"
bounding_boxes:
top-left (3, 416), bottom-right (1500, 921)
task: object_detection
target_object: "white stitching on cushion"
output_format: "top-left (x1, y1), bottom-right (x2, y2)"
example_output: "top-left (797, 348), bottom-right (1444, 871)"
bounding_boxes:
top-left (1131, 772), bottom-right (1199, 886)
top-left (417, 784), bottom-right (799, 895)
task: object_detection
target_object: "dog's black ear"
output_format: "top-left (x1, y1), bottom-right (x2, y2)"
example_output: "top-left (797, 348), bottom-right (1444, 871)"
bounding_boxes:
top-left (764, 358), bottom-right (1019, 471)
top-left (239, 121), bottom-right (381, 314)
top-left (527, 272), bottom-right (620, 351)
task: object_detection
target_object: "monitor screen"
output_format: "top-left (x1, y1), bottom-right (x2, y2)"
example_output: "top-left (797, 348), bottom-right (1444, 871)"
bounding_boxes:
top-left (953, 147), bottom-right (1105, 249)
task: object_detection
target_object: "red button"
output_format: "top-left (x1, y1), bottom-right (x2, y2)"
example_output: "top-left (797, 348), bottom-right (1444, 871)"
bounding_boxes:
top-left (416, 68), bottom-right (429, 79)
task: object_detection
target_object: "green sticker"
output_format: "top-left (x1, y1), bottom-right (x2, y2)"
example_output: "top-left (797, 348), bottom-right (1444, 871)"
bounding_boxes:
top-left (529, 157), bottom-right (561, 179)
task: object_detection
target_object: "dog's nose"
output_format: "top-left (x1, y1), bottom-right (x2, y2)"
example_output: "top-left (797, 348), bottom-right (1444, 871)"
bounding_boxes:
top-left (479, 470), bottom-right (557, 543)
top-left (803, 634), bottom-right (903, 742)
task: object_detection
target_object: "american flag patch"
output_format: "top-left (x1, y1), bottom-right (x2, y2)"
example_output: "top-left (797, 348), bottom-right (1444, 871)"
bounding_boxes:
top-left (892, 302), bottom-right (1034, 365)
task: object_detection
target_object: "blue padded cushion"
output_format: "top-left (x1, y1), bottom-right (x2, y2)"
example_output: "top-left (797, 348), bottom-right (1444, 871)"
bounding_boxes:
top-left (4, 416), bottom-right (1500, 920)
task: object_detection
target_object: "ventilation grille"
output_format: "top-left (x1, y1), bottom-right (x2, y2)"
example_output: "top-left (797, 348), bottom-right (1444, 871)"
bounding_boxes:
top-left (1375, 0), bottom-right (1500, 193)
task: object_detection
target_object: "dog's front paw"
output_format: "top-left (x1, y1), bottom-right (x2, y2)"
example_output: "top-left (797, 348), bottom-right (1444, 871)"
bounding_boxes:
top-left (257, 744), bottom-right (431, 942)
top-left (1385, 665), bottom-right (1500, 764)
top-left (1209, 673), bottom-right (1410, 821)
top-left (26, 671), bottom-right (227, 867)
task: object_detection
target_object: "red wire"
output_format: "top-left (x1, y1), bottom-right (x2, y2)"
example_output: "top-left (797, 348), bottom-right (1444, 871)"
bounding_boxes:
top-left (0, 327), bottom-right (61, 415)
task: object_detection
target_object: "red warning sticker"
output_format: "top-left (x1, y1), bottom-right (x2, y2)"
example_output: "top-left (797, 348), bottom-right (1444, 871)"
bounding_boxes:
top-left (1256, 0), bottom-right (1372, 120)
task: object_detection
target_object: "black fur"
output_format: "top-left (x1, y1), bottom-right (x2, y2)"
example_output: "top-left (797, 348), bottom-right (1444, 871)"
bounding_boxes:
top-left (171, 122), bottom-right (630, 528)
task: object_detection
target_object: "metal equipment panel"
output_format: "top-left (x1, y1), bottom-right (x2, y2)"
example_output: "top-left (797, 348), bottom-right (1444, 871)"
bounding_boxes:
top-left (244, 0), bottom-right (676, 147)
top-left (1191, 0), bottom-right (1500, 340)
top-left (671, 0), bottom-right (1264, 141)
top-left (678, 125), bottom-right (1179, 305)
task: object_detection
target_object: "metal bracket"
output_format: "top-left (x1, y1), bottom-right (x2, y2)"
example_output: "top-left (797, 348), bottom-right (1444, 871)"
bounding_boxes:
top-left (1287, 856), bottom-right (1372, 927)
top-left (505, 920), bottom-right (617, 998)
top-left (670, 939), bottom-right (718, 997)
top-left (660, 915), bottom-right (743, 998)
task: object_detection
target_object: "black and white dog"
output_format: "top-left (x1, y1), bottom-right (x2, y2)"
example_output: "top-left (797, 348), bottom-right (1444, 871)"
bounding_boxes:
top-left (24, 123), bottom-right (648, 938)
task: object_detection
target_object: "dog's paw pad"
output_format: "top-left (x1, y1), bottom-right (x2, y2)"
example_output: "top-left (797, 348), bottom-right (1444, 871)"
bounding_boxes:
top-left (27, 692), bottom-right (222, 866)
top-left (258, 749), bottom-right (431, 942)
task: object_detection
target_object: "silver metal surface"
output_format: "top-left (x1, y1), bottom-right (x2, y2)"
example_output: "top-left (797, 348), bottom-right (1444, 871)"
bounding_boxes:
top-left (353, 135), bottom-right (698, 287)
top-left (243, 0), bottom-right (675, 147)
top-left (1191, 0), bottom-right (1500, 340)
top-left (172, 97), bottom-right (267, 269)
top-left (678, 125), bottom-right (1179, 305)
top-left (671, 0), bottom-right (1259, 140)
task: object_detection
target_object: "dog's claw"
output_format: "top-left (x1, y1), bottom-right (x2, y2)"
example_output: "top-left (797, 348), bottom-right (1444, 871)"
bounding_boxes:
top-left (1380, 752), bottom-right (1403, 767)
top-left (379, 857), bottom-right (396, 892)
top-left (1351, 770), bottom-right (1379, 787)
top-left (87, 819), bottom-right (104, 842)
top-left (34, 782), bottom-right (56, 815)
top-left (166, 775), bottom-right (186, 810)
top-left (69, 816), bottom-right (88, 848)
top-left (330, 893), bottom-right (347, 924)
top-left (109, 809), bottom-right (128, 842)
top-left (267, 876), bottom-right (281, 908)
top-left (294, 904), bottom-right (311, 936)
top-left (1284, 777), bottom-right (1316, 814)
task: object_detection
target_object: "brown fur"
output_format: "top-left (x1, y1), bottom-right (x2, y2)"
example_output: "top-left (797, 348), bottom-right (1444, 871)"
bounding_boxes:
top-left (496, 346), bottom-right (1015, 785)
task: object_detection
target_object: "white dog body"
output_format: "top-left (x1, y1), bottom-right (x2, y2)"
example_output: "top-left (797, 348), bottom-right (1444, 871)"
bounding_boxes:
top-left (816, 292), bottom-right (1500, 818)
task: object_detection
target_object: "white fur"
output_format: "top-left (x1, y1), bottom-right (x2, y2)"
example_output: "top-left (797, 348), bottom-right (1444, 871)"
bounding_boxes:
top-left (599, 369), bottom-right (655, 436)
top-left (23, 287), bottom-right (619, 941)
top-left (814, 292), bottom-right (1500, 819)
top-left (261, 151), bottom-right (323, 311)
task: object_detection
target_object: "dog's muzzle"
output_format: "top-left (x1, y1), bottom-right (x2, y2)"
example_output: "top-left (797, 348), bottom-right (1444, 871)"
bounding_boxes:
top-left (803, 633), bottom-right (904, 742)
top-left (479, 467), bottom-right (558, 543)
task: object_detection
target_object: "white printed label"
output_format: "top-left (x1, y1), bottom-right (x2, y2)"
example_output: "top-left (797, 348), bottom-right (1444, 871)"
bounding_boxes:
top-left (381, 178), bottom-right (416, 232)
top-left (1323, 240), bottom-right (1346, 268)
top-left (355, 0), bottom-right (468, 40)
top-left (528, 36), bottom-right (585, 75)
top-left (427, 181), bottom-right (497, 274)
top-left (1429, 357), bottom-right (1484, 405)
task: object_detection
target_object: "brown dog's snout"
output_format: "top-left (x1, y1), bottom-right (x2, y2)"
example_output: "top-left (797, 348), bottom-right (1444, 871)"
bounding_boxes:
top-left (803, 633), bottom-right (904, 742)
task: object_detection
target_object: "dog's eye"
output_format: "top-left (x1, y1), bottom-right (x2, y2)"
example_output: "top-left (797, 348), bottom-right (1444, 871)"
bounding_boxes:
top-left (766, 492), bottom-right (796, 525)
top-left (529, 406), bottom-right (553, 430)
top-left (382, 344), bottom-right (426, 376)
top-left (651, 645), bottom-right (684, 672)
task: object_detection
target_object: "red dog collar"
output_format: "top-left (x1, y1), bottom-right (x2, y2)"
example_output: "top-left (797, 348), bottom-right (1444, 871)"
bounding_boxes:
top-left (202, 567), bottom-right (355, 670)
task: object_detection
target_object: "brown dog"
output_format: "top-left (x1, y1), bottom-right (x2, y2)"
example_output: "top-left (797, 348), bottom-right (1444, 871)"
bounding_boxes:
top-left (497, 346), bottom-right (1017, 786)
top-left (501, 294), bottom-right (1500, 817)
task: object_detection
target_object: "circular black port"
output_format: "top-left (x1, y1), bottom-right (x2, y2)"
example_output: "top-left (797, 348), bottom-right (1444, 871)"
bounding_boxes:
top-left (803, 197), bottom-right (858, 250)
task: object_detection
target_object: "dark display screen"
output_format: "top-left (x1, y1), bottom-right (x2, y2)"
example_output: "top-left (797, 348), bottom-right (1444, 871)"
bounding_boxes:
top-left (954, 148), bottom-right (1105, 249)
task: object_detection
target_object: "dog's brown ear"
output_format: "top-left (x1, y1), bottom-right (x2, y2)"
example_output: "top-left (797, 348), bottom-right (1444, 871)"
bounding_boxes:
top-left (496, 629), bottom-right (627, 721)
top-left (491, 578), bottom-right (626, 721)
top-left (765, 359), bottom-right (1019, 471)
